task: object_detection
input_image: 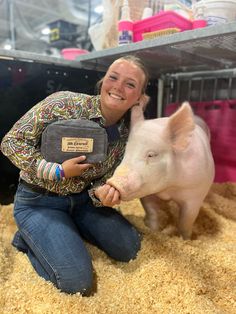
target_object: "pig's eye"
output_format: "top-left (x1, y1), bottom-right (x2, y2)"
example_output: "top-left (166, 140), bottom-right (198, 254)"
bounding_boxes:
top-left (147, 151), bottom-right (158, 158)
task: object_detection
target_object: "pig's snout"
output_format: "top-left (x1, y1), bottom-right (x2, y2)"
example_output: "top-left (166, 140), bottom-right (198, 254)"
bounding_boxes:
top-left (107, 166), bottom-right (130, 196)
top-left (107, 165), bottom-right (142, 201)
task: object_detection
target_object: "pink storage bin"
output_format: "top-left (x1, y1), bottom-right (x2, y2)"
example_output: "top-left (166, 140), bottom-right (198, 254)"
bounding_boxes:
top-left (192, 19), bottom-right (207, 29)
top-left (164, 101), bottom-right (236, 182)
top-left (209, 100), bottom-right (236, 182)
top-left (133, 10), bottom-right (193, 42)
top-left (61, 48), bottom-right (89, 60)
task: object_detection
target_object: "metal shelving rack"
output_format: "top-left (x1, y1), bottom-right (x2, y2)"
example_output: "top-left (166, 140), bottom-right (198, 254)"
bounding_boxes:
top-left (1, 21), bottom-right (236, 79)
top-left (75, 21), bottom-right (236, 116)
top-left (75, 21), bottom-right (236, 78)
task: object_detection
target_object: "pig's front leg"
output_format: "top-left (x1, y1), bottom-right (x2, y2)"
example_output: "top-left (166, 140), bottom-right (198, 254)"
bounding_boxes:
top-left (140, 194), bottom-right (167, 231)
top-left (178, 199), bottom-right (202, 240)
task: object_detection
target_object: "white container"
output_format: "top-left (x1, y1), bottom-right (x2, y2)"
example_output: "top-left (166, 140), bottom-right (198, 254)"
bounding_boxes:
top-left (193, 0), bottom-right (236, 26)
top-left (141, 7), bottom-right (153, 19)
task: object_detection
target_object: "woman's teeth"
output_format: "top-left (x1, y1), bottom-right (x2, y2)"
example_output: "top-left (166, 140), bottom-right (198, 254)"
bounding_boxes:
top-left (109, 93), bottom-right (124, 100)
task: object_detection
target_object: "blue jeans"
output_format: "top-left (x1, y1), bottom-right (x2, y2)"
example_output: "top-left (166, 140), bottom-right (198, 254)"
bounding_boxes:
top-left (13, 181), bottom-right (141, 295)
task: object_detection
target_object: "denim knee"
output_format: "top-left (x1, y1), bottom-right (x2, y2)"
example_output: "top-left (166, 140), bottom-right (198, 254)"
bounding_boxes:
top-left (55, 264), bottom-right (94, 295)
top-left (111, 227), bottom-right (142, 262)
top-left (27, 246), bottom-right (94, 295)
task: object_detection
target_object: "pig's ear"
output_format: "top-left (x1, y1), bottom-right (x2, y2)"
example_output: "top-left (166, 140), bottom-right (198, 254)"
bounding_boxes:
top-left (168, 102), bottom-right (195, 151)
top-left (130, 103), bottom-right (145, 128)
top-left (130, 94), bottom-right (149, 128)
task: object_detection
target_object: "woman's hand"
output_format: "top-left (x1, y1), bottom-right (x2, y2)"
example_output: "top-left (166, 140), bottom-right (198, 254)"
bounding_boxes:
top-left (95, 184), bottom-right (121, 207)
top-left (62, 156), bottom-right (93, 178)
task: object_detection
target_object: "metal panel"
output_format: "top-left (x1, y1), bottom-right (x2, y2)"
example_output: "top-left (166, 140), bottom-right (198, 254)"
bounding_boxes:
top-left (0, 48), bottom-right (83, 68)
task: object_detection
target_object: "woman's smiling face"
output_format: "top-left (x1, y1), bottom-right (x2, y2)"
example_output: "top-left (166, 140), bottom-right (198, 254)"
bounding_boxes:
top-left (100, 59), bottom-right (146, 121)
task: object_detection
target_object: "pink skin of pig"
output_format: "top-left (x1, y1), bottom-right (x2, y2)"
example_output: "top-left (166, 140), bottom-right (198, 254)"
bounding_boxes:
top-left (107, 102), bottom-right (215, 239)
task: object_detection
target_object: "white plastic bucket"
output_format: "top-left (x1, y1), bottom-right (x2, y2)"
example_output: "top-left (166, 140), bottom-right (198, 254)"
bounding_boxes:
top-left (193, 0), bottom-right (236, 26)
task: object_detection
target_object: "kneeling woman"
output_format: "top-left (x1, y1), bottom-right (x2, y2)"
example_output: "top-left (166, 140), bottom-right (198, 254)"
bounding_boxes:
top-left (1, 55), bottom-right (150, 295)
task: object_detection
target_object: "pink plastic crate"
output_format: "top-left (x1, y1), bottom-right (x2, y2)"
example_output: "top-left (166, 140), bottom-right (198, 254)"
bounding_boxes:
top-left (61, 48), bottom-right (89, 60)
top-left (133, 11), bottom-right (193, 42)
top-left (164, 101), bottom-right (236, 182)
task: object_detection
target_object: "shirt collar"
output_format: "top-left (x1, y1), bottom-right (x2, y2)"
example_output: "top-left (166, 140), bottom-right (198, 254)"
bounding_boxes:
top-left (87, 95), bottom-right (106, 126)
top-left (88, 95), bottom-right (126, 131)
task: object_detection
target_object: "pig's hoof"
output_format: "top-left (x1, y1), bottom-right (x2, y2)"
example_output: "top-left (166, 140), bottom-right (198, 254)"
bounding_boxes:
top-left (179, 231), bottom-right (192, 240)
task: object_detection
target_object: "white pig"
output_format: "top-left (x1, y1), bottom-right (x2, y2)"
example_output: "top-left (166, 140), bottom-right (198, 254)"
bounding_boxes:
top-left (107, 102), bottom-right (215, 239)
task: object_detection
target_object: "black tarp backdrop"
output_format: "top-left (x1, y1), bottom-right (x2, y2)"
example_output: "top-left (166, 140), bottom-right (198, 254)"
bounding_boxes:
top-left (0, 58), bottom-right (157, 204)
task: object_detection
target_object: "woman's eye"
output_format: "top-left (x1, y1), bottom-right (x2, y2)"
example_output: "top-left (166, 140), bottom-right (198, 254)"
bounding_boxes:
top-left (109, 75), bottom-right (117, 80)
top-left (127, 82), bottom-right (136, 88)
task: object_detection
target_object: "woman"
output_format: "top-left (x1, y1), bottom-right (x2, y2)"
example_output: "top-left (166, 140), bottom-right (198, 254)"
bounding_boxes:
top-left (1, 55), bottom-right (150, 295)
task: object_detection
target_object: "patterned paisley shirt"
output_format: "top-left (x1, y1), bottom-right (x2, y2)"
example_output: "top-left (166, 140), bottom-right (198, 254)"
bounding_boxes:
top-left (1, 91), bottom-right (129, 206)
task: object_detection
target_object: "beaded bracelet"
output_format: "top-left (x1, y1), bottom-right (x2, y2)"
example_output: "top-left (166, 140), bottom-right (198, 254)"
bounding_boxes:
top-left (55, 165), bottom-right (61, 181)
top-left (59, 165), bottom-right (65, 180)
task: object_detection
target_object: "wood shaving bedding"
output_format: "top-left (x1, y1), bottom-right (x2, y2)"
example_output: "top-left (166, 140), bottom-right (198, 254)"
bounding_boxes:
top-left (0, 183), bottom-right (235, 314)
